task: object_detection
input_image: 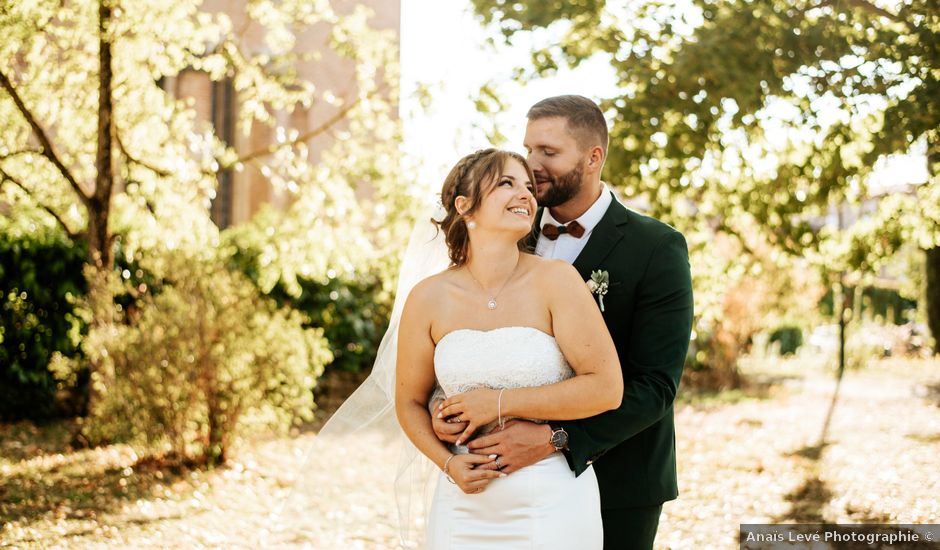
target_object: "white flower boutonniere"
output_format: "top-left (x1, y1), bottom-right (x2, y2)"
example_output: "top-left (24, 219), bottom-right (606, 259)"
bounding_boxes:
top-left (586, 270), bottom-right (610, 312)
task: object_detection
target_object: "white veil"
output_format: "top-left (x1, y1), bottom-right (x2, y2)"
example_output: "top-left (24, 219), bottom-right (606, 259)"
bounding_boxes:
top-left (268, 202), bottom-right (451, 548)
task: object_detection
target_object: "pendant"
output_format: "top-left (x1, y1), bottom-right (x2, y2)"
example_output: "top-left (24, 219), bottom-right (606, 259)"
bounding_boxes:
top-left (487, 299), bottom-right (497, 310)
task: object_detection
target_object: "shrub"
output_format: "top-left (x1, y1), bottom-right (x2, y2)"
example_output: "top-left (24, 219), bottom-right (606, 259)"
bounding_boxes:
top-left (81, 251), bottom-right (331, 464)
top-left (266, 274), bottom-right (391, 373)
top-left (0, 225), bottom-right (87, 421)
top-left (769, 325), bottom-right (803, 356)
top-left (223, 223), bottom-right (392, 374)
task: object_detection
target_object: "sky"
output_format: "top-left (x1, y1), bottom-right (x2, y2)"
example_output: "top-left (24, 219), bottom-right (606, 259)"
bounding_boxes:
top-left (398, 0), bottom-right (928, 200)
top-left (399, 0), bottom-right (619, 193)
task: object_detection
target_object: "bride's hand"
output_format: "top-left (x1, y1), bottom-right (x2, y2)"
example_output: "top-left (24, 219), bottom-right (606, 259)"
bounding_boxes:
top-left (447, 453), bottom-right (504, 494)
top-left (438, 388), bottom-right (499, 445)
top-left (431, 399), bottom-right (467, 444)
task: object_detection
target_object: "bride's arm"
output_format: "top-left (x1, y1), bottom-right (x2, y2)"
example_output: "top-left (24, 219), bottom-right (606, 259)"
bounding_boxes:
top-left (395, 281), bottom-right (502, 492)
top-left (439, 261), bottom-right (622, 444)
top-left (395, 282), bottom-right (452, 471)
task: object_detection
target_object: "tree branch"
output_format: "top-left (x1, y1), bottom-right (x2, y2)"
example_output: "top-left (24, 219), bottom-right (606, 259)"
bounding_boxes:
top-left (225, 96), bottom-right (361, 169)
top-left (842, 0), bottom-right (909, 25)
top-left (716, 219), bottom-right (760, 258)
top-left (802, 0), bottom-right (911, 27)
top-left (0, 148), bottom-right (44, 161)
top-left (0, 167), bottom-right (80, 238)
top-left (0, 68), bottom-right (92, 205)
top-left (115, 129), bottom-right (171, 177)
top-left (234, 12), bottom-right (254, 42)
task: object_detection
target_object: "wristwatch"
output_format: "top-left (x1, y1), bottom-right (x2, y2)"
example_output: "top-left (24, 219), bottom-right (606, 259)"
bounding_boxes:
top-left (548, 423), bottom-right (569, 451)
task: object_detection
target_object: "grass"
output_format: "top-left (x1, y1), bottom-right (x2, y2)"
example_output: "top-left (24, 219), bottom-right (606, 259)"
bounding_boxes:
top-left (0, 418), bottom-right (225, 548)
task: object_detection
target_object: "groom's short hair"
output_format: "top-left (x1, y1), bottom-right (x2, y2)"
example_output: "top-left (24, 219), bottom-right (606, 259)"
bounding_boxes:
top-left (527, 95), bottom-right (609, 153)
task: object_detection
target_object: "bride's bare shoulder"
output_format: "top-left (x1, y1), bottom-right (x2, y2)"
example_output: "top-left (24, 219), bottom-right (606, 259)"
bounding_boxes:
top-left (403, 268), bottom-right (457, 309)
top-left (523, 256), bottom-right (584, 300)
top-left (525, 254), bottom-right (579, 280)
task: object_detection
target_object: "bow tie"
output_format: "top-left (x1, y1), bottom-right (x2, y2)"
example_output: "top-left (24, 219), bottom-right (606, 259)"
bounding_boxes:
top-left (542, 220), bottom-right (585, 240)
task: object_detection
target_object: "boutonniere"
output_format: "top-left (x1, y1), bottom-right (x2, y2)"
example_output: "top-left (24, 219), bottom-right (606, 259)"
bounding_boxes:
top-left (586, 270), bottom-right (609, 312)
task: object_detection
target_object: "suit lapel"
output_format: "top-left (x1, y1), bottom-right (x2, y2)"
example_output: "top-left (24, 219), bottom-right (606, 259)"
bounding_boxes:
top-left (572, 194), bottom-right (630, 280)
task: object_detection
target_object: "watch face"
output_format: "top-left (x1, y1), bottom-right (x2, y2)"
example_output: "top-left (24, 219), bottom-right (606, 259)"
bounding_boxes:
top-left (551, 429), bottom-right (568, 449)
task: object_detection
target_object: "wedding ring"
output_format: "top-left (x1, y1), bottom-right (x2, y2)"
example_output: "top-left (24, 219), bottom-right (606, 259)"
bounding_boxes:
top-left (495, 456), bottom-right (502, 469)
top-left (454, 416), bottom-right (463, 423)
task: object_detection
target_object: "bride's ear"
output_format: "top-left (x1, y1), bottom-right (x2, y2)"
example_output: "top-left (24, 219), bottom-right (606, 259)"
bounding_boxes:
top-left (454, 195), bottom-right (470, 216)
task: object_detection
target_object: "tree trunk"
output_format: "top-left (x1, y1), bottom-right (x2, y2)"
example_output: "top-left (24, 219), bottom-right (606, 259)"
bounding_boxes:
top-left (82, 0), bottom-right (117, 423)
top-left (926, 247), bottom-right (940, 355)
top-left (926, 124), bottom-right (940, 355)
top-left (92, 0), bottom-right (115, 270)
top-left (87, 201), bottom-right (112, 269)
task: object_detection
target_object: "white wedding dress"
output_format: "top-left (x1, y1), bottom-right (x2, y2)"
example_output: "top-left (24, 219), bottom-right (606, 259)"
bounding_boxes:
top-left (426, 326), bottom-right (603, 549)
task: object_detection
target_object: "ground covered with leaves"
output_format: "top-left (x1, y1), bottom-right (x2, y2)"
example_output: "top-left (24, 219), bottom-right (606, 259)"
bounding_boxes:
top-left (2, 357), bottom-right (938, 549)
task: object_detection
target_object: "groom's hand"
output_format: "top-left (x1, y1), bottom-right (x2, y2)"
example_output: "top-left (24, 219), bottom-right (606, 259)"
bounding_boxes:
top-left (466, 420), bottom-right (554, 474)
top-left (430, 399), bottom-right (466, 444)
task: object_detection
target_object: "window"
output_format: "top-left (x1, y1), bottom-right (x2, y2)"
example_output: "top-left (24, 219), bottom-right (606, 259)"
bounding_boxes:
top-left (210, 78), bottom-right (235, 229)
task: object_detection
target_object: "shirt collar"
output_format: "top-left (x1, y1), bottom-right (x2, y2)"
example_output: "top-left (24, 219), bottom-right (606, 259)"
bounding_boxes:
top-left (539, 184), bottom-right (613, 233)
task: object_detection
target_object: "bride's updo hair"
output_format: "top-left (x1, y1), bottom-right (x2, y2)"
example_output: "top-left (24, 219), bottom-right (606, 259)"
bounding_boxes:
top-left (433, 148), bottom-right (535, 266)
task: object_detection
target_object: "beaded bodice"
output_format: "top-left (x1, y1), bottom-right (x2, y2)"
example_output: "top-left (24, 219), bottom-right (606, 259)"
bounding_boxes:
top-left (434, 326), bottom-right (573, 395)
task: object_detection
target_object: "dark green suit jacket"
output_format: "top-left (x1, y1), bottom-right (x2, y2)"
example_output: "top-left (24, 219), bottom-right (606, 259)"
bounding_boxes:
top-left (530, 193), bottom-right (693, 510)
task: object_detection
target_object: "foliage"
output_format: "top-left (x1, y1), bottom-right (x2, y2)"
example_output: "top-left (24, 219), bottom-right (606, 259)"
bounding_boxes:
top-left (1, 0), bottom-right (404, 264)
top-left (290, 275), bottom-right (390, 373)
top-left (0, 208), bottom-right (216, 421)
top-left (470, 0), bottom-right (940, 353)
top-left (79, 250), bottom-right (331, 464)
top-left (843, 324), bottom-right (891, 369)
top-left (472, 0), bottom-right (938, 236)
top-left (1, 0), bottom-right (407, 433)
top-left (927, 248), bottom-right (940, 352)
top-left (222, 205), bottom-right (395, 373)
top-left (685, 221), bottom-right (824, 386)
top-left (818, 285), bottom-right (917, 324)
top-left (769, 325), bottom-right (803, 356)
top-left (0, 216), bottom-right (87, 421)
top-left (251, 271), bottom-right (391, 374)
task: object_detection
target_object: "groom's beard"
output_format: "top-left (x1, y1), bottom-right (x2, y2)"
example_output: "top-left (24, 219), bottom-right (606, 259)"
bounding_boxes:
top-left (536, 161), bottom-right (584, 208)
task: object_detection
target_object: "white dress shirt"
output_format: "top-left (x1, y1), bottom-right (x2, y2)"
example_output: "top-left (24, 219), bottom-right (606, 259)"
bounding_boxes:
top-left (535, 186), bottom-right (613, 263)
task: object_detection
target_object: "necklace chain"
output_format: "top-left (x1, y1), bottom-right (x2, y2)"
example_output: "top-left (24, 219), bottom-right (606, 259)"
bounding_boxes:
top-left (465, 255), bottom-right (521, 310)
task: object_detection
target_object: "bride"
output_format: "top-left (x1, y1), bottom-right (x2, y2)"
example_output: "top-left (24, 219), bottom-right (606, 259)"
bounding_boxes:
top-left (395, 148), bottom-right (622, 548)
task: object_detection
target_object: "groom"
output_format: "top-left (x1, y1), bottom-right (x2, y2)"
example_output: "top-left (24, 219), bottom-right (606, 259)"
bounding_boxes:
top-left (433, 95), bottom-right (693, 549)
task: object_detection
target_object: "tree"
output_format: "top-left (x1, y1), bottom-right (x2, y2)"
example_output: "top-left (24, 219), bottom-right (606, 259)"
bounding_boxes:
top-left (1, 0), bottom-right (399, 272)
top-left (470, 0), bottom-right (940, 353)
top-left (1, 0), bottom-right (403, 420)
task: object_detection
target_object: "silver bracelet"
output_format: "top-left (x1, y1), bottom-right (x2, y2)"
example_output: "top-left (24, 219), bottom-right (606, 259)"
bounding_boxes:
top-left (497, 388), bottom-right (506, 430)
top-left (443, 454), bottom-right (456, 484)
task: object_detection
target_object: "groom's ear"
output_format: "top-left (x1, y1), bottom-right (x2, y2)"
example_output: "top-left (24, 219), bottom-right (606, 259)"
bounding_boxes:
top-left (586, 145), bottom-right (605, 172)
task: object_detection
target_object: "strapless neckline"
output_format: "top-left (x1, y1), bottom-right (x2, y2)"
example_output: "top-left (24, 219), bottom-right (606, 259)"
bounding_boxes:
top-left (433, 326), bottom-right (571, 403)
top-left (436, 326), bottom-right (555, 348)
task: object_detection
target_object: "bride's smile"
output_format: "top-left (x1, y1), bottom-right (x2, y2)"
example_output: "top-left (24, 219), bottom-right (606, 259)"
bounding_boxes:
top-left (464, 158), bottom-right (536, 238)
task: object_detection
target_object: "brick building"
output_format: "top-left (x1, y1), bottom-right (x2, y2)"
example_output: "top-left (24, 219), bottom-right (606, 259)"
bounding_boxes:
top-left (161, 0), bottom-right (400, 228)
